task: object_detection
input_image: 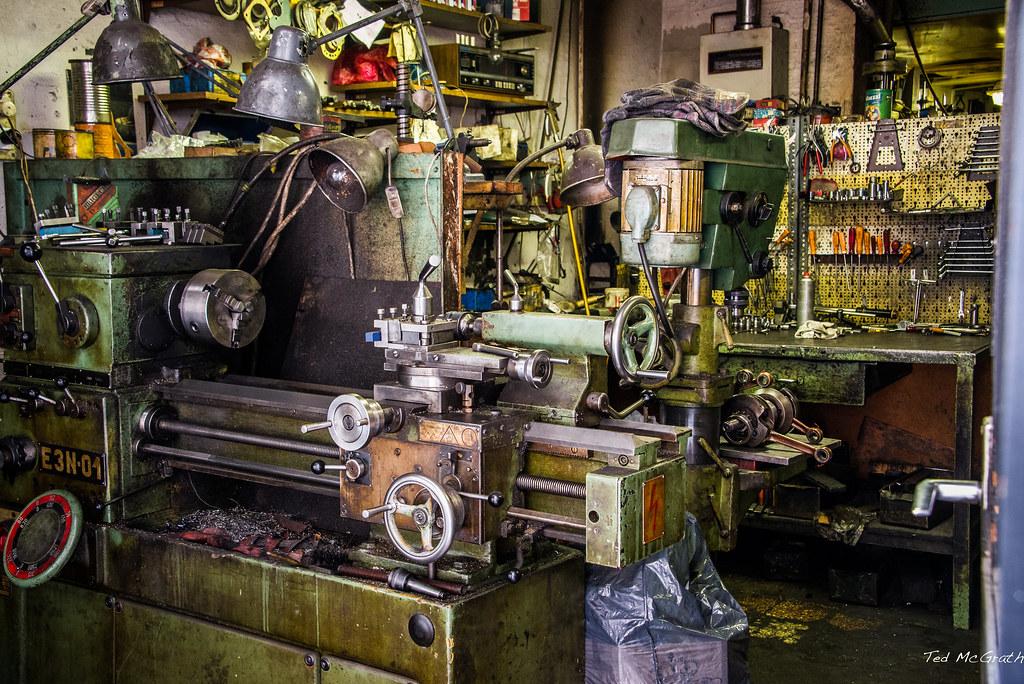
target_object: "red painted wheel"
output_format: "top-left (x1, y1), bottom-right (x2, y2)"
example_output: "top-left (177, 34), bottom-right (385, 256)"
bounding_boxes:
top-left (3, 490), bottom-right (83, 588)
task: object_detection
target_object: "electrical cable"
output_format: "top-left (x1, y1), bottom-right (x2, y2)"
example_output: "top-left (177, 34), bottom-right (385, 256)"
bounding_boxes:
top-left (253, 184), bottom-right (317, 275)
top-left (4, 118), bottom-right (39, 226)
top-left (898, 0), bottom-right (948, 116)
top-left (219, 133), bottom-right (337, 230)
top-left (238, 147), bottom-right (311, 267)
top-left (636, 242), bottom-right (673, 337)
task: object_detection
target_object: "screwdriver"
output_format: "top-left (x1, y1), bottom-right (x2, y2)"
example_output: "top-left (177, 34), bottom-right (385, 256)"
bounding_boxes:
top-left (832, 230), bottom-right (846, 283)
top-left (854, 225), bottom-right (866, 295)
top-left (807, 229), bottom-right (817, 275)
top-left (848, 227), bottom-right (856, 288)
top-left (898, 242), bottom-right (914, 266)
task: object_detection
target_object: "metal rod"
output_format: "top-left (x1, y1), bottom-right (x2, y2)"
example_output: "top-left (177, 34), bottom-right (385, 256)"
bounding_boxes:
top-left (538, 527), bottom-right (585, 546)
top-left (143, 82), bottom-right (178, 137)
top-left (409, 9), bottom-right (454, 140)
top-left (0, 12), bottom-right (98, 94)
top-left (311, 4), bottom-right (405, 49)
top-left (496, 210), bottom-right (504, 302)
top-left (506, 506), bottom-right (586, 530)
top-left (164, 38), bottom-right (242, 96)
top-left (335, 563), bottom-right (467, 595)
top-left (135, 442), bottom-right (339, 495)
top-left (33, 262), bottom-right (60, 305)
top-left (153, 417), bottom-right (339, 458)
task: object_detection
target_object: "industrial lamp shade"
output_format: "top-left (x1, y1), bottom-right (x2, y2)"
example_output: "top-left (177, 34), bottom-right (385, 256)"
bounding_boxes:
top-left (561, 142), bottom-right (615, 207)
top-left (92, 1), bottom-right (179, 84)
top-left (308, 129), bottom-right (398, 213)
top-left (233, 26), bottom-right (322, 126)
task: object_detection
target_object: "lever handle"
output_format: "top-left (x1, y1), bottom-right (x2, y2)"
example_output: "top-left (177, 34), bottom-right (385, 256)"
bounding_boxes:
top-left (716, 308), bottom-right (735, 350)
top-left (23, 388), bottom-right (57, 406)
top-left (300, 421), bottom-right (333, 434)
top-left (418, 254), bottom-right (442, 284)
top-left (912, 479), bottom-right (982, 517)
top-left (310, 460), bottom-right (348, 474)
top-left (362, 503), bottom-right (397, 519)
top-left (458, 491), bottom-right (505, 507)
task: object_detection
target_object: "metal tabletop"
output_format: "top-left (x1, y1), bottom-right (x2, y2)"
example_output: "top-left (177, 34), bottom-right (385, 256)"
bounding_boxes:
top-left (724, 328), bottom-right (989, 630)
top-left (724, 330), bottom-right (991, 365)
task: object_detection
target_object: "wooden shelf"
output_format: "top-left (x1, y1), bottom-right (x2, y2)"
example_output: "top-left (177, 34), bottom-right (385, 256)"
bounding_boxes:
top-left (145, 0), bottom-right (220, 15)
top-left (332, 81), bottom-right (547, 113)
top-left (143, 92), bottom-right (396, 123)
top-left (374, 1), bottom-right (550, 38)
top-left (145, 91), bottom-right (237, 105)
top-left (147, 1), bottom-right (550, 38)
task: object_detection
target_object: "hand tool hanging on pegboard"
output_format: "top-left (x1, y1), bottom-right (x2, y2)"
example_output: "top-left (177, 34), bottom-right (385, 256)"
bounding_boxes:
top-left (867, 120), bottom-right (904, 172)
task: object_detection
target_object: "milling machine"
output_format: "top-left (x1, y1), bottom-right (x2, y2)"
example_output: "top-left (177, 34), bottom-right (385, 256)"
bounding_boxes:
top-left (0, 120), bottom-right (835, 683)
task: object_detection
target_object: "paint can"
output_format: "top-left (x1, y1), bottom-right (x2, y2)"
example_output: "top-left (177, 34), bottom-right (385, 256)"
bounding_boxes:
top-left (865, 89), bottom-right (892, 121)
top-left (32, 129), bottom-right (57, 158)
top-left (56, 129), bottom-right (94, 159)
top-left (75, 122), bottom-right (129, 158)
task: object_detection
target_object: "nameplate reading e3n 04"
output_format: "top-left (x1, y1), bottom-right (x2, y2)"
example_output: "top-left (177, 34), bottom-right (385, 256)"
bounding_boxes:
top-left (38, 443), bottom-right (106, 485)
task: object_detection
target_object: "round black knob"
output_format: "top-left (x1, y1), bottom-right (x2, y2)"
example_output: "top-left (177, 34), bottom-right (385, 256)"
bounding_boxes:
top-left (506, 569), bottom-right (522, 584)
top-left (55, 377), bottom-right (68, 389)
top-left (23, 388), bottom-right (39, 399)
top-left (487, 492), bottom-right (504, 508)
top-left (311, 460), bottom-right (326, 475)
top-left (18, 331), bottom-right (32, 345)
top-left (19, 241), bottom-right (41, 262)
top-left (0, 392), bottom-right (9, 403)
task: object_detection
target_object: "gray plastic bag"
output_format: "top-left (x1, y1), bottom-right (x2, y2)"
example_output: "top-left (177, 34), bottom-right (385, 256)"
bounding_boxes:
top-left (585, 513), bottom-right (750, 684)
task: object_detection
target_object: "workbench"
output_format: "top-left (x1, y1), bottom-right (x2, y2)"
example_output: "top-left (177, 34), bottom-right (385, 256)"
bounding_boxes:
top-left (723, 330), bottom-right (991, 629)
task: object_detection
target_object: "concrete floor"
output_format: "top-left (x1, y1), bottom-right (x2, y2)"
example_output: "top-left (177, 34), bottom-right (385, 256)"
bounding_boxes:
top-left (719, 571), bottom-right (981, 683)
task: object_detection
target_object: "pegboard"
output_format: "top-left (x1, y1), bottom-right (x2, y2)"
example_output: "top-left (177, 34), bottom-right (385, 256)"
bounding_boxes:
top-left (757, 114), bottom-right (998, 325)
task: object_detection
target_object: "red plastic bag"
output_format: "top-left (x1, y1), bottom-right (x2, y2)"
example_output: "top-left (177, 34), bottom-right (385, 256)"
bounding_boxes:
top-left (331, 45), bottom-right (397, 86)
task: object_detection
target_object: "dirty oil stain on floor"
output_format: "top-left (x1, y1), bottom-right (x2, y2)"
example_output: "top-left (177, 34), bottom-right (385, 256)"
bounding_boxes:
top-left (722, 572), bottom-right (981, 684)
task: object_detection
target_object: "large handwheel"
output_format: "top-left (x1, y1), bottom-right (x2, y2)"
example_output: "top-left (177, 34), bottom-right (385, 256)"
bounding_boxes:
top-left (367, 473), bottom-right (465, 565)
top-left (609, 296), bottom-right (661, 384)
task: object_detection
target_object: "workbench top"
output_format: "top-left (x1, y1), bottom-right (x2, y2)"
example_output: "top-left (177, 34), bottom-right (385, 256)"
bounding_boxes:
top-left (724, 330), bottom-right (991, 365)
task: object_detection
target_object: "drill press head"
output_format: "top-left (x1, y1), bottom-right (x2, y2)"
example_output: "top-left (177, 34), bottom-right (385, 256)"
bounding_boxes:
top-left (606, 118), bottom-right (788, 292)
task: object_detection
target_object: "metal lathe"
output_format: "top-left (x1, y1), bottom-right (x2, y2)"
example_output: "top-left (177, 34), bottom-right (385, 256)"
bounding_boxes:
top-left (0, 119), bottom-right (836, 682)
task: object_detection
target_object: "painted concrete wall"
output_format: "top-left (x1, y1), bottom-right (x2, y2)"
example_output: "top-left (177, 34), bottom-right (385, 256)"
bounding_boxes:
top-left (581, 0), bottom-right (665, 250)
top-left (661, 0), bottom-right (856, 113)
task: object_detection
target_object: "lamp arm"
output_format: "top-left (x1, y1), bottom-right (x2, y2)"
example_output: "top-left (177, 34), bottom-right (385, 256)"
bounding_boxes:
top-left (166, 40), bottom-right (242, 97)
top-left (309, 4), bottom-right (407, 49)
top-left (310, 0), bottom-right (454, 140)
top-left (0, 0), bottom-right (108, 94)
top-left (504, 139), bottom-right (569, 182)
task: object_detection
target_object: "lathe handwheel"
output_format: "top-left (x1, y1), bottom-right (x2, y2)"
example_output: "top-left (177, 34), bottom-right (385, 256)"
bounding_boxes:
top-left (380, 473), bottom-right (465, 565)
top-left (609, 296), bottom-right (661, 383)
top-left (326, 394), bottom-right (387, 452)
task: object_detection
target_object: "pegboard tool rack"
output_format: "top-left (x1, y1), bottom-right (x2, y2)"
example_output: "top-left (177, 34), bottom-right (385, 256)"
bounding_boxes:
top-left (754, 114), bottom-right (998, 326)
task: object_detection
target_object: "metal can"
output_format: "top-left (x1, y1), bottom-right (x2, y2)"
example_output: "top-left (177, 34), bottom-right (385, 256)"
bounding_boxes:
top-left (865, 88), bottom-right (892, 121)
top-left (32, 128), bottom-right (57, 158)
top-left (56, 129), bottom-right (94, 159)
top-left (797, 273), bottom-right (815, 325)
